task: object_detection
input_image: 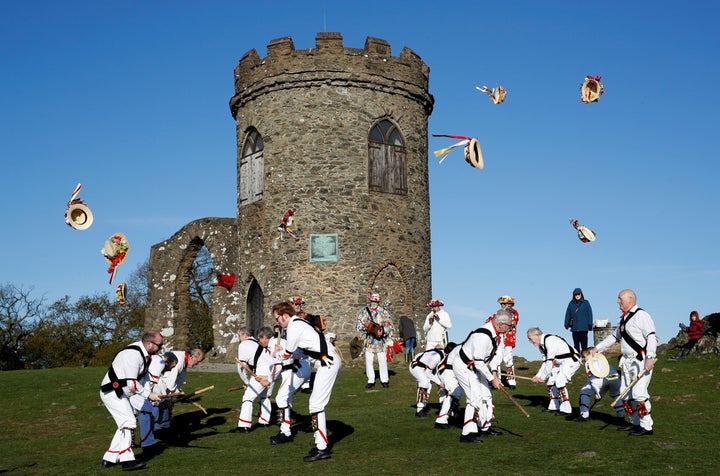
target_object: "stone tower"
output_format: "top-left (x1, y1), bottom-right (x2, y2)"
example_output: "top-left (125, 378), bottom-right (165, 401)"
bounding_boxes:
top-left (146, 32), bottom-right (434, 360)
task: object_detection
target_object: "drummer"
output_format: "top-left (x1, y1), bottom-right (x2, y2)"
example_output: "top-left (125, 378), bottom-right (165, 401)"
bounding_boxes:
top-left (573, 347), bottom-right (624, 422)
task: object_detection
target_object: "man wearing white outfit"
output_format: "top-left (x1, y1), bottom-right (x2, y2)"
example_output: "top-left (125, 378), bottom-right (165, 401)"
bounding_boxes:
top-left (268, 324), bottom-right (311, 445)
top-left (409, 345), bottom-right (448, 417)
top-left (274, 301), bottom-right (342, 463)
top-left (453, 310), bottom-right (512, 443)
top-left (154, 348), bottom-right (204, 432)
top-left (99, 330), bottom-right (164, 471)
top-left (129, 352), bottom-right (177, 453)
top-left (595, 289), bottom-right (657, 436)
top-left (528, 327), bottom-right (581, 415)
top-left (423, 298), bottom-right (452, 350)
top-left (232, 326), bottom-right (278, 432)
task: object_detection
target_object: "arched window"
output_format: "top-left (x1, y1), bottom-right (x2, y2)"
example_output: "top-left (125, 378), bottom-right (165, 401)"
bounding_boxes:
top-left (239, 129), bottom-right (264, 206)
top-left (368, 119), bottom-right (407, 195)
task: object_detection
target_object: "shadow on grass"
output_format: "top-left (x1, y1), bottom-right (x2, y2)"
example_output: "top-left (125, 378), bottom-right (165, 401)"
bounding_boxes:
top-left (152, 406), bottom-right (232, 454)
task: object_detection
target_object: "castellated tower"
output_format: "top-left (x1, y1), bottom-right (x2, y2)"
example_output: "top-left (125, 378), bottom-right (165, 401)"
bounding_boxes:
top-left (146, 32), bottom-right (434, 360)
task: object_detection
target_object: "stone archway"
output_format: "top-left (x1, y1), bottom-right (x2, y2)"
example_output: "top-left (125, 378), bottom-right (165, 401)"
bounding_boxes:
top-left (146, 218), bottom-right (239, 358)
top-left (368, 259), bottom-right (412, 322)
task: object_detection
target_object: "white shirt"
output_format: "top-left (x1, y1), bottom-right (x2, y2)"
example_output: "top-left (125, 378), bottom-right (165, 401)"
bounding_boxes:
top-left (596, 306), bottom-right (657, 359)
top-left (423, 309), bottom-right (452, 342)
top-left (457, 322), bottom-right (502, 381)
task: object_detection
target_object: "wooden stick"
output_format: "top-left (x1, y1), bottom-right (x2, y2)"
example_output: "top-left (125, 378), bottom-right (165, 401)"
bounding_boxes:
top-left (227, 385), bottom-right (247, 392)
top-left (235, 358), bottom-right (257, 378)
top-left (500, 373), bottom-right (534, 382)
top-left (191, 401), bottom-right (207, 414)
top-left (611, 368), bottom-right (648, 407)
top-left (498, 384), bottom-right (530, 418)
top-left (159, 392), bottom-right (184, 399)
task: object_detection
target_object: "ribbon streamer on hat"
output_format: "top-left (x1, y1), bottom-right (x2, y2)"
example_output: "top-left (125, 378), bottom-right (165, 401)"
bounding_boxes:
top-left (432, 134), bottom-right (472, 164)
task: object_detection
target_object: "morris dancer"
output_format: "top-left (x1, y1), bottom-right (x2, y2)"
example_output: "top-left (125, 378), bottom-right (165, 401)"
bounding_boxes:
top-left (273, 301), bottom-right (342, 462)
top-left (453, 310), bottom-right (512, 443)
top-left (232, 327), bottom-right (277, 432)
top-left (99, 330), bottom-right (163, 471)
top-left (528, 327), bottom-right (581, 415)
top-left (423, 298), bottom-right (452, 350)
top-left (409, 344), bottom-right (451, 417)
top-left (487, 296), bottom-right (519, 389)
top-left (573, 347), bottom-right (623, 422)
top-left (595, 289), bottom-right (657, 436)
top-left (356, 293), bottom-right (394, 389)
top-left (129, 352), bottom-right (177, 454)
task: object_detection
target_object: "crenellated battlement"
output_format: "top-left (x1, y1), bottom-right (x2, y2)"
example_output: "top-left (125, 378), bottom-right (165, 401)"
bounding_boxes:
top-left (230, 32), bottom-right (432, 117)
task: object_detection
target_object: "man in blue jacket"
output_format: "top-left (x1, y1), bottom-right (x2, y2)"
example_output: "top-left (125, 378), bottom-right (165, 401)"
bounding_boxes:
top-left (564, 288), bottom-right (594, 351)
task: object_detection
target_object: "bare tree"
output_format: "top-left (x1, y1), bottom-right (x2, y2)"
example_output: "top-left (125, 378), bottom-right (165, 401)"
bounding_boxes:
top-left (187, 246), bottom-right (214, 350)
top-left (0, 283), bottom-right (45, 370)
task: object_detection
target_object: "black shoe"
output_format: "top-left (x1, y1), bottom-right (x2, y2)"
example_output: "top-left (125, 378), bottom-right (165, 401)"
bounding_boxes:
top-left (121, 460), bottom-right (147, 471)
top-left (542, 408), bottom-right (559, 414)
top-left (256, 423), bottom-right (271, 429)
top-left (629, 428), bottom-right (654, 436)
top-left (617, 424), bottom-right (640, 432)
top-left (101, 460), bottom-right (117, 468)
top-left (434, 422), bottom-right (451, 430)
top-left (301, 387), bottom-right (312, 394)
top-left (381, 382), bottom-right (389, 388)
top-left (481, 427), bottom-right (503, 436)
top-left (230, 426), bottom-right (253, 433)
top-left (270, 432), bottom-right (294, 445)
top-left (415, 409), bottom-right (429, 418)
top-left (303, 447), bottom-right (332, 462)
top-left (573, 415), bottom-right (590, 422)
top-left (459, 434), bottom-right (483, 444)
top-left (556, 411), bottom-right (572, 417)
top-left (365, 383), bottom-right (375, 389)
top-left (508, 385), bottom-right (516, 390)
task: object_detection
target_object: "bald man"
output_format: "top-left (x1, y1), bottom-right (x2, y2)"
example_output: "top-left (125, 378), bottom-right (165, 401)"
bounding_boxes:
top-left (100, 330), bottom-right (164, 470)
top-left (595, 289), bottom-right (657, 436)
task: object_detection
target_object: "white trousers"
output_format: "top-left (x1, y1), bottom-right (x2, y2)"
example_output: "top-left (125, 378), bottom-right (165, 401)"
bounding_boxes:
top-left (453, 365), bottom-right (494, 435)
top-left (364, 349), bottom-right (388, 384)
top-left (309, 358), bottom-right (341, 449)
top-left (274, 360), bottom-right (311, 436)
top-left (436, 369), bottom-right (462, 424)
top-left (620, 356), bottom-right (654, 430)
top-left (238, 378), bottom-right (273, 428)
top-left (100, 390), bottom-right (137, 463)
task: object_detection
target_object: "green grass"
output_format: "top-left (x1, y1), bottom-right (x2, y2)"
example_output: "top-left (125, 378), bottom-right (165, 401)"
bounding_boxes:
top-left (1, 351), bottom-right (718, 475)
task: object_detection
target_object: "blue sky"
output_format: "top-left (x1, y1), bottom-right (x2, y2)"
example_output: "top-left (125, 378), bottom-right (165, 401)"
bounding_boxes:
top-left (1, 1), bottom-right (718, 360)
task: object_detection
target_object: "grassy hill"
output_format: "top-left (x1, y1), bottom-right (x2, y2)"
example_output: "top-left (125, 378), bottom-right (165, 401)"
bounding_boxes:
top-left (0, 350), bottom-right (718, 475)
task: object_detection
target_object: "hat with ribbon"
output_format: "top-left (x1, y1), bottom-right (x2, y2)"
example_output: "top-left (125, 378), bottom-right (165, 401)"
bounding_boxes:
top-left (64, 183), bottom-right (94, 230)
